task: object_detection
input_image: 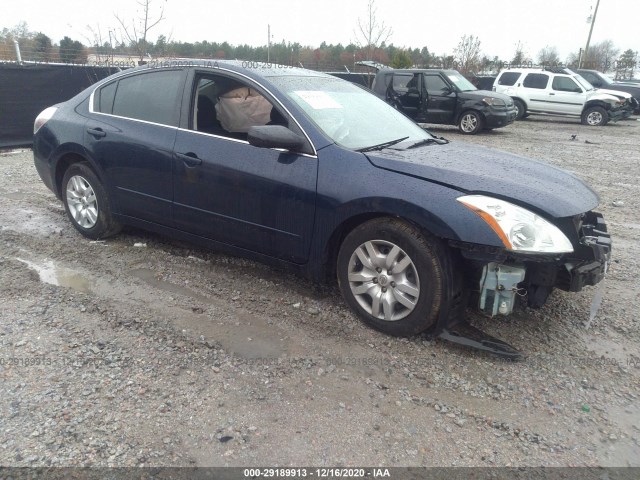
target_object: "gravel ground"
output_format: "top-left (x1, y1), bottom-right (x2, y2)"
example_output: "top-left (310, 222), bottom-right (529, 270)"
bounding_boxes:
top-left (0, 115), bottom-right (639, 468)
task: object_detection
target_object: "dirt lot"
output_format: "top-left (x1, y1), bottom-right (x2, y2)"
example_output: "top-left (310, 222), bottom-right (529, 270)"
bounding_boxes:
top-left (1, 115), bottom-right (639, 468)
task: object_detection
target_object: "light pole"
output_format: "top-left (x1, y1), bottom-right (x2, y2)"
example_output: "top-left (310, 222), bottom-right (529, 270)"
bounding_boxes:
top-left (579, 0), bottom-right (600, 69)
top-left (267, 24), bottom-right (271, 63)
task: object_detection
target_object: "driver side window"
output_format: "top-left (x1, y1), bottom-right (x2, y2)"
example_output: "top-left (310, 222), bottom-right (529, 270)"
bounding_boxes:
top-left (423, 75), bottom-right (449, 95)
top-left (552, 77), bottom-right (581, 93)
top-left (192, 74), bottom-right (288, 140)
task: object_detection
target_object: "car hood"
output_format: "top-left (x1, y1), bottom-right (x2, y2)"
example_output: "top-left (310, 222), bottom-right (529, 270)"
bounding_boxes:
top-left (366, 142), bottom-right (599, 218)
top-left (596, 88), bottom-right (633, 100)
top-left (460, 89), bottom-right (513, 103)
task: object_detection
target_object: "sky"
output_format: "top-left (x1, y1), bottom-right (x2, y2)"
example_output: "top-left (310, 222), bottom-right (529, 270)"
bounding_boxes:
top-left (3, 0), bottom-right (639, 62)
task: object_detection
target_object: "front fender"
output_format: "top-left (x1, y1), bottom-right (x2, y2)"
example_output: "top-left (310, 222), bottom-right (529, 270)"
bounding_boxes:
top-left (307, 144), bottom-right (505, 280)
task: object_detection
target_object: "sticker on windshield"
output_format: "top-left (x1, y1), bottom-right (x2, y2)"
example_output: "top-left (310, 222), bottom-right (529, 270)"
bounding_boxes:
top-left (447, 75), bottom-right (460, 83)
top-left (294, 91), bottom-right (342, 110)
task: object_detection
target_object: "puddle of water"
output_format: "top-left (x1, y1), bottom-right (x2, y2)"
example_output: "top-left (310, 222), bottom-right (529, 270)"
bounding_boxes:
top-left (15, 257), bottom-right (94, 293)
top-left (130, 267), bottom-right (291, 359)
top-left (130, 268), bottom-right (213, 304)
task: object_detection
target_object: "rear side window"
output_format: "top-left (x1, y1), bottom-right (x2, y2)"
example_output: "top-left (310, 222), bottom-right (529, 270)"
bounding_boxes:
top-left (498, 72), bottom-right (520, 86)
top-left (96, 81), bottom-right (117, 113)
top-left (522, 73), bottom-right (549, 89)
top-left (94, 70), bottom-right (184, 126)
top-left (392, 74), bottom-right (414, 92)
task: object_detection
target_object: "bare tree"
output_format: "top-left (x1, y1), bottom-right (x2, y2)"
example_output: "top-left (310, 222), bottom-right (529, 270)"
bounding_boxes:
top-left (453, 34), bottom-right (482, 73)
top-left (354, 0), bottom-right (392, 61)
top-left (583, 40), bottom-right (619, 72)
top-left (115, 0), bottom-right (166, 63)
top-left (511, 40), bottom-right (529, 66)
top-left (537, 46), bottom-right (560, 66)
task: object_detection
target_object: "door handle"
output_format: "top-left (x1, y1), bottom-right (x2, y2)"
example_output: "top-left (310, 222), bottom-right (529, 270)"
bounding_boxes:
top-left (549, 93), bottom-right (555, 95)
top-left (176, 152), bottom-right (202, 167)
top-left (87, 127), bottom-right (106, 138)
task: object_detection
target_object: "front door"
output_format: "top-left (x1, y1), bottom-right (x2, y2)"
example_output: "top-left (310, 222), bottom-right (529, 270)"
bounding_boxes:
top-left (172, 73), bottom-right (318, 264)
top-left (423, 74), bottom-right (456, 124)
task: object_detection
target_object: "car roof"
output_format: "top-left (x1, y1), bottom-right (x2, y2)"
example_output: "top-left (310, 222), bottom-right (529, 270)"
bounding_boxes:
top-left (378, 68), bottom-right (458, 74)
top-left (122, 59), bottom-right (334, 80)
top-left (498, 68), bottom-right (577, 76)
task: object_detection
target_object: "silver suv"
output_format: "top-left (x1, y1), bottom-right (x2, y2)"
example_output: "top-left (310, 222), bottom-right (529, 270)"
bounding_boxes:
top-left (493, 67), bottom-right (635, 126)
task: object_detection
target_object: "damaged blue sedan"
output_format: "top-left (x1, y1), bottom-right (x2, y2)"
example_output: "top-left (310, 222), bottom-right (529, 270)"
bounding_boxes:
top-left (33, 60), bottom-right (611, 356)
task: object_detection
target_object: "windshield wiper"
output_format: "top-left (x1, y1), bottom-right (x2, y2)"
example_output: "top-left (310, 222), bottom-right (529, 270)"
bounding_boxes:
top-left (408, 136), bottom-right (449, 148)
top-left (357, 136), bottom-right (409, 153)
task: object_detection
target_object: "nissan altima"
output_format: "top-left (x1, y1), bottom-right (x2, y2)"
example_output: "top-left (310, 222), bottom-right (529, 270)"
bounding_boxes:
top-left (33, 60), bottom-right (611, 343)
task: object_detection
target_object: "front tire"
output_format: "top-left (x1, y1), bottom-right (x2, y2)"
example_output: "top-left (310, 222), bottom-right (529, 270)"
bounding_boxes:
top-left (337, 218), bottom-right (447, 337)
top-left (458, 111), bottom-right (483, 134)
top-left (62, 162), bottom-right (122, 240)
top-left (581, 106), bottom-right (609, 126)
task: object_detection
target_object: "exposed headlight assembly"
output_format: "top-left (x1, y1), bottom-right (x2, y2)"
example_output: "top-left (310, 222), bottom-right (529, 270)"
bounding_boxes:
top-left (482, 97), bottom-right (506, 107)
top-left (457, 195), bottom-right (574, 254)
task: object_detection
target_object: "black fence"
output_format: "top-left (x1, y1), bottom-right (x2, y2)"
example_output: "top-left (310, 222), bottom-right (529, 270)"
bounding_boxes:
top-left (0, 63), bottom-right (119, 149)
top-left (0, 61), bottom-right (376, 150)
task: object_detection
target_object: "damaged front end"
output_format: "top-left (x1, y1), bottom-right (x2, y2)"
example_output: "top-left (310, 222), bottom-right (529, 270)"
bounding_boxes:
top-left (442, 203), bottom-right (611, 359)
top-left (457, 211), bottom-right (611, 317)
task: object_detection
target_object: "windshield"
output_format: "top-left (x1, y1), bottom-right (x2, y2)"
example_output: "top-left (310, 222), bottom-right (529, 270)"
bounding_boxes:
top-left (446, 71), bottom-right (477, 92)
top-left (596, 73), bottom-right (613, 86)
top-left (575, 75), bottom-right (595, 91)
top-left (268, 76), bottom-right (432, 151)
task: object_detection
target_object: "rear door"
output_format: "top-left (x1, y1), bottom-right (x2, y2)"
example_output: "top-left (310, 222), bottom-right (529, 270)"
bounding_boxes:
top-left (520, 73), bottom-right (551, 113)
top-left (85, 68), bottom-right (186, 226)
top-left (389, 73), bottom-right (422, 119)
top-left (171, 71), bottom-right (318, 264)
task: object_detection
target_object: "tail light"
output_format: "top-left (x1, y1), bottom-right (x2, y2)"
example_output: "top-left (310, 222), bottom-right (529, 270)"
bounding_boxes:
top-left (34, 106), bottom-right (58, 134)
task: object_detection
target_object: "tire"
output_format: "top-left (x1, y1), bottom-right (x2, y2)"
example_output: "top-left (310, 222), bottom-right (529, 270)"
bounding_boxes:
top-left (513, 99), bottom-right (526, 120)
top-left (581, 106), bottom-right (609, 126)
top-left (337, 218), bottom-right (447, 337)
top-left (61, 162), bottom-right (122, 240)
top-left (458, 110), bottom-right (483, 134)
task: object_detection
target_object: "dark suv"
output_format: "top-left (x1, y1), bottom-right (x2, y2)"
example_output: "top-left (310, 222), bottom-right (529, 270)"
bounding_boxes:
top-left (577, 69), bottom-right (640, 115)
top-left (372, 69), bottom-right (517, 134)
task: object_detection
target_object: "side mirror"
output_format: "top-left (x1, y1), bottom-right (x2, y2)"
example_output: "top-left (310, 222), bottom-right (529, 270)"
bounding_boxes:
top-left (248, 125), bottom-right (305, 151)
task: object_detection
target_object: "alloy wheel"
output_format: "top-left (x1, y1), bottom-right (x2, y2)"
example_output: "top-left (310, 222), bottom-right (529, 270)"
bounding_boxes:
top-left (347, 240), bottom-right (420, 321)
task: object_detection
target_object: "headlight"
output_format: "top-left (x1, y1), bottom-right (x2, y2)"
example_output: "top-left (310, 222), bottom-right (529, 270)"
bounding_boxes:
top-left (457, 195), bottom-right (574, 254)
top-left (483, 97), bottom-right (506, 107)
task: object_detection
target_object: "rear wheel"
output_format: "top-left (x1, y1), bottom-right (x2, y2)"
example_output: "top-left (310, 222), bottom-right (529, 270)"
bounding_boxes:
top-left (337, 218), bottom-right (447, 336)
top-left (513, 99), bottom-right (526, 120)
top-left (458, 111), bottom-right (483, 134)
top-left (581, 106), bottom-right (609, 126)
top-left (62, 162), bottom-right (122, 239)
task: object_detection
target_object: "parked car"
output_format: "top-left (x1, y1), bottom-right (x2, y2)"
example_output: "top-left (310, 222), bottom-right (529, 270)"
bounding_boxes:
top-left (33, 60), bottom-right (610, 345)
top-left (472, 75), bottom-right (497, 91)
top-left (493, 67), bottom-right (636, 125)
top-left (577, 69), bottom-right (640, 114)
top-left (372, 69), bottom-right (516, 134)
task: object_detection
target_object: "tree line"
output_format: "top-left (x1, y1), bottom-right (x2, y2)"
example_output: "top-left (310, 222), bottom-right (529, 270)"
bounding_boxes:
top-left (1, 21), bottom-right (637, 80)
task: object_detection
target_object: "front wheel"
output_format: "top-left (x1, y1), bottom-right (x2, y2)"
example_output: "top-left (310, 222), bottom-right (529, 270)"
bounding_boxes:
top-left (62, 162), bottom-right (122, 239)
top-left (581, 106), bottom-right (609, 126)
top-left (458, 111), bottom-right (483, 134)
top-left (337, 218), bottom-right (447, 337)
